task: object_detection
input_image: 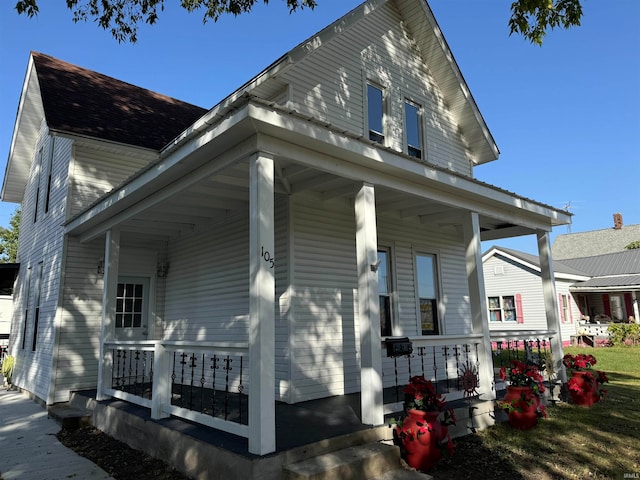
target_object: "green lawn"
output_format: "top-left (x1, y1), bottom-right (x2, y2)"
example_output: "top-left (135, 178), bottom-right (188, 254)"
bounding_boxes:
top-left (477, 346), bottom-right (640, 479)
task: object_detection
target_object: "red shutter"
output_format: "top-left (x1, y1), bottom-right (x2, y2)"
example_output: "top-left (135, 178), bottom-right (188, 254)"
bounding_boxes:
top-left (568, 295), bottom-right (574, 323)
top-left (515, 294), bottom-right (524, 324)
top-left (624, 293), bottom-right (633, 321)
top-left (603, 295), bottom-right (611, 317)
top-left (559, 293), bottom-right (565, 323)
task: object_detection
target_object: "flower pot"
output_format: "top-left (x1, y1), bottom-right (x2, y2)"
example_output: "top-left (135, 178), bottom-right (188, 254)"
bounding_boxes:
top-left (502, 386), bottom-right (539, 430)
top-left (399, 409), bottom-right (447, 471)
top-left (567, 371), bottom-right (599, 407)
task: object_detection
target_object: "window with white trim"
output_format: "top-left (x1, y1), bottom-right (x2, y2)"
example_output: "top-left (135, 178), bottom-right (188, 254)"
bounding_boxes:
top-left (488, 295), bottom-right (517, 322)
top-left (415, 253), bottom-right (440, 335)
top-left (367, 83), bottom-right (385, 144)
top-left (378, 248), bottom-right (393, 337)
top-left (404, 100), bottom-right (422, 159)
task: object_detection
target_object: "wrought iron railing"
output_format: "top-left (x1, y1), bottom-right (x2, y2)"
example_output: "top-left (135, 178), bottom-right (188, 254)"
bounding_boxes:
top-left (381, 334), bottom-right (486, 413)
top-left (103, 340), bottom-right (249, 438)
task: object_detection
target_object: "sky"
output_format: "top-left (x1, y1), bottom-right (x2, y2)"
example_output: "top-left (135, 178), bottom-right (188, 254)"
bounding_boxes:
top-left (0, 0), bottom-right (638, 255)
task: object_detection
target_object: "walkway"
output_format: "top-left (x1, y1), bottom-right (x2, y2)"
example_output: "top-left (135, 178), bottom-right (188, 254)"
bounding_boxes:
top-left (0, 386), bottom-right (112, 480)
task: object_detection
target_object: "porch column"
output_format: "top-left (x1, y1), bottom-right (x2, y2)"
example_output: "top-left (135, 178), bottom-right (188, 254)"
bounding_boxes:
top-left (355, 183), bottom-right (384, 426)
top-left (462, 212), bottom-right (495, 400)
top-left (97, 228), bottom-right (120, 401)
top-left (248, 152), bottom-right (276, 455)
top-left (633, 291), bottom-right (640, 323)
top-left (537, 231), bottom-right (566, 383)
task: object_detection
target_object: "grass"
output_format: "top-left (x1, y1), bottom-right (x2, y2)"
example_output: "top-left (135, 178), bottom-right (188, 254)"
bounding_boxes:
top-left (472, 346), bottom-right (640, 479)
top-left (433, 345), bottom-right (640, 479)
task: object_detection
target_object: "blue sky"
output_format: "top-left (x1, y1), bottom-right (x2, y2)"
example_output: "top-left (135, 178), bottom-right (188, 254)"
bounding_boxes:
top-left (1, 0), bottom-right (638, 254)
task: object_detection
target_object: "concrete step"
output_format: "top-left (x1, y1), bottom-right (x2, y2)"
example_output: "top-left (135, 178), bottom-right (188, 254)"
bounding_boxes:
top-left (47, 403), bottom-right (93, 430)
top-left (369, 468), bottom-right (432, 480)
top-left (283, 442), bottom-right (403, 480)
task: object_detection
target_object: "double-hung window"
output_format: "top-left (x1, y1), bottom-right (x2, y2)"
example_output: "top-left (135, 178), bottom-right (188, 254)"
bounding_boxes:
top-left (367, 83), bottom-right (385, 144)
top-left (404, 100), bottom-right (422, 159)
top-left (488, 295), bottom-right (517, 322)
top-left (377, 249), bottom-right (393, 337)
top-left (415, 253), bottom-right (439, 335)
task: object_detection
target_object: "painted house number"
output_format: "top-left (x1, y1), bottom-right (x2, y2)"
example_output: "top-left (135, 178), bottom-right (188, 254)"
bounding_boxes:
top-left (261, 246), bottom-right (275, 269)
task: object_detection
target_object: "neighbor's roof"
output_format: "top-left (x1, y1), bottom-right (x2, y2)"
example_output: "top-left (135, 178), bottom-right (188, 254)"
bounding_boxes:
top-left (571, 275), bottom-right (640, 290)
top-left (552, 224), bottom-right (640, 259)
top-left (482, 246), bottom-right (589, 277)
top-left (558, 249), bottom-right (640, 277)
top-left (32, 52), bottom-right (208, 150)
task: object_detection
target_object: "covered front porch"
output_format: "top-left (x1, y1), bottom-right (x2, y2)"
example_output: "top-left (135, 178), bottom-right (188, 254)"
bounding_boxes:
top-left (62, 97), bottom-right (572, 456)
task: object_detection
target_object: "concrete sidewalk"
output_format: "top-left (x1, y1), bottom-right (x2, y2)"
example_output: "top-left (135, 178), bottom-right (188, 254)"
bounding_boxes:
top-left (0, 386), bottom-right (113, 480)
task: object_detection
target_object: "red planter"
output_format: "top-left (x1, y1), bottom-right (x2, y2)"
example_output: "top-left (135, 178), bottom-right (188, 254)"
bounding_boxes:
top-left (502, 386), bottom-right (539, 430)
top-left (567, 371), bottom-right (599, 407)
top-left (399, 409), bottom-right (448, 471)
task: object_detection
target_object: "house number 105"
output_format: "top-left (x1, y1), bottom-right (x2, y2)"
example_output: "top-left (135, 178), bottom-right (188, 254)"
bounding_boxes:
top-left (261, 246), bottom-right (275, 269)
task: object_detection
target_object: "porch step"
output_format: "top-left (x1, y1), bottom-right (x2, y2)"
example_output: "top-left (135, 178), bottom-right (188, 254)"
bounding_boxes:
top-left (283, 442), bottom-right (430, 480)
top-left (47, 403), bottom-right (93, 430)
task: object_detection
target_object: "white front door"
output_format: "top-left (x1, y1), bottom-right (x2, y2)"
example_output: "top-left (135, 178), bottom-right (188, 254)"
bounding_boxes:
top-left (115, 276), bottom-right (150, 340)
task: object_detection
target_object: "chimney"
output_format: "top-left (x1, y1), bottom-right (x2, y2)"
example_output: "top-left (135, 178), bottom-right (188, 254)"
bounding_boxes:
top-left (613, 212), bottom-right (623, 230)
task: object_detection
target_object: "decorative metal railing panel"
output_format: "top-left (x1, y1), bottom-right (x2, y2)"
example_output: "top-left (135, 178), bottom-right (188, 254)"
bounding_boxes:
top-left (167, 348), bottom-right (247, 425)
top-left (103, 340), bottom-right (249, 438)
top-left (382, 335), bottom-right (484, 409)
top-left (489, 330), bottom-right (556, 372)
top-left (111, 347), bottom-right (155, 399)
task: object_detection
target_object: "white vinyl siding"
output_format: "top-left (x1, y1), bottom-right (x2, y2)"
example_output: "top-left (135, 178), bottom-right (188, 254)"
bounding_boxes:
top-left (289, 193), bottom-right (472, 401)
top-left (68, 144), bottom-right (155, 218)
top-left (483, 254), bottom-right (579, 343)
top-left (10, 128), bottom-right (71, 403)
top-left (280, 1), bottom-right (471, 175)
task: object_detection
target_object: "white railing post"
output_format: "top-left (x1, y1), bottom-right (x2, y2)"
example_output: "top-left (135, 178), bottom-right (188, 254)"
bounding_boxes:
top-left (151, 342), bottom-right (170, 420)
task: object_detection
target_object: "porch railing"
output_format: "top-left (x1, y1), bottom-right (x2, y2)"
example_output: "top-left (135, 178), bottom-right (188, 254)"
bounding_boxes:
top-left (381, 334), bottom-right (485, 414)
top-left (103, 340), bottom-right (249, 438)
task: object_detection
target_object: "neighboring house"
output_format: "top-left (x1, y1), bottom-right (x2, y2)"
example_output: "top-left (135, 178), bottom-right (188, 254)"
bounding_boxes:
top-left (482, 246), bottom-right (590, 345)
top-left (2, 0), bottom-right (571, 457)
top-left (483, 239), bottom-right (640, 346)
top-left (553, 213), bottom-right (640, 259)
top-left (0, 264), bottom-right (19, 355)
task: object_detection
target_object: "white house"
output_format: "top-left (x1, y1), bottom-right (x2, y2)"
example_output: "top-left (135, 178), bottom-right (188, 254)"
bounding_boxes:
top-left (482, 246), bottom-right (589, 345)
top-left (2, 0), bottom-right (571, 459)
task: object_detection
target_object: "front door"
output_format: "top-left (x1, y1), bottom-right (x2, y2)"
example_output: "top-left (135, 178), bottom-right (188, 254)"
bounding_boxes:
top-left (115, 276), bottom-right (150, 340)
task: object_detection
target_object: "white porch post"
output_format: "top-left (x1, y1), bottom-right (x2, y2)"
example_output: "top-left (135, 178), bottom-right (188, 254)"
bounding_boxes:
top-left (248, 152), bottom-right (276, 455)
top-left (633, 291), bottom-right (640, 324)
top-left (537, 230), bottom-right (566, 383)
top-left (355, 183), bottom-right (384, 426)
top-left (97, 228), bottom-right (120, 401)
top-left (462, 212), bottom-right (495, 400)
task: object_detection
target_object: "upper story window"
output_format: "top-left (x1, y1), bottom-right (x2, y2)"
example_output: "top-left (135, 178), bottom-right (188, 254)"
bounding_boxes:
top-left (367, 83), bottom-right (385, 144)
top-left (404, 100), bottom-right (422, 159)
top-left (416, 253), bottom-right (439, 335)
top-left (378, 248), bottom-right (393, 337)
top-left (34, 147), bottom-right (43, 223)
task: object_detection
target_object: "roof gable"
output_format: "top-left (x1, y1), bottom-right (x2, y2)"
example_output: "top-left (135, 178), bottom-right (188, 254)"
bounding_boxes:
top-left (32, 52), bottom-right (208, 150)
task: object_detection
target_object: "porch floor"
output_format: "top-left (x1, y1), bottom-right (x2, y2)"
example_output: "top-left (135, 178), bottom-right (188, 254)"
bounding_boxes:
top-left (72, 387), bottom-right (489, 458)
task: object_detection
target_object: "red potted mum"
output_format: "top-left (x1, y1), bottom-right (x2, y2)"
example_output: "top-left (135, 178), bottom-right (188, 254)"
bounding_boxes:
top-left (563, 353), bottom-right (608, 406)
top-left (389, 375), bottom-right (456, 472)
top-left (497, 360), bottom-right (547, 430)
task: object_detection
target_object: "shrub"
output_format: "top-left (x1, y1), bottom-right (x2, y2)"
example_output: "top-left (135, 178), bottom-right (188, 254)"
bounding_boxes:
top-left (607, 323), bottom-right (640, 346)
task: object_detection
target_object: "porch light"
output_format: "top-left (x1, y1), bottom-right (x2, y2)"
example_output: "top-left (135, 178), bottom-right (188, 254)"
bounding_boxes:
top-left (97, 258), bottom-right (104, 275)
top-left (157, 262), bottom-right (169, 278)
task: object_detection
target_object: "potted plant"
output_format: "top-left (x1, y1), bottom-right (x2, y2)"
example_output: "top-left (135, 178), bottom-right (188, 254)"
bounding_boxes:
top-left (497, 359), bottom-right (546, 430)
top-left (1, 354), bottom-right (15, 386)
top-left (389, 375), bottom-right (456, 472)
top-left (562, 353), bottom-right (608, 406)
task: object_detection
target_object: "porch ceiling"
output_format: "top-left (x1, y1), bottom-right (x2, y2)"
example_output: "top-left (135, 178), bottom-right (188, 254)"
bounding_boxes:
top-left (66, 98), bottom-right (570, 246)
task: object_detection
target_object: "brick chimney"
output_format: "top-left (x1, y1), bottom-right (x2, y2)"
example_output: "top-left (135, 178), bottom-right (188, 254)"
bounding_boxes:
top-left (613, 212), bottom-right (623, 230)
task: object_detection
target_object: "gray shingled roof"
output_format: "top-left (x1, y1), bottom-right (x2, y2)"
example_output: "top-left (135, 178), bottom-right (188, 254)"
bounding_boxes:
top-left (485, 246), bottom-right (589, 276)
top-left (552, 223), bottom-right (640, 260)
top-left (32, 52), bottom-right (208, 150)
